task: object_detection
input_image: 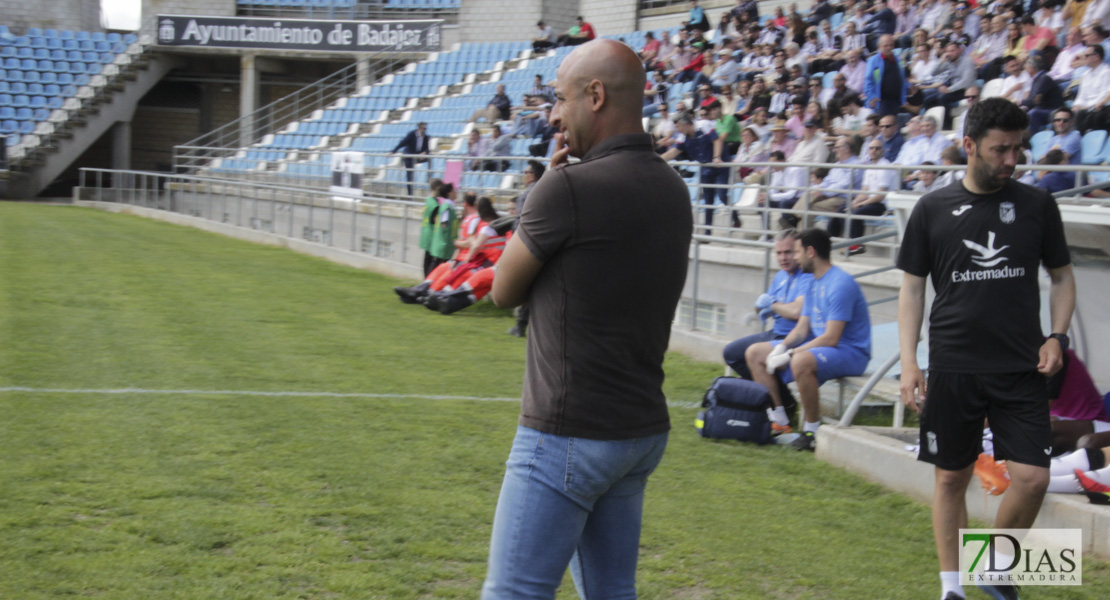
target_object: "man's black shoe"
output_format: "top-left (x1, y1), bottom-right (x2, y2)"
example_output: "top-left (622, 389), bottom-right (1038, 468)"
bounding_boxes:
top-left (979, 584), bottom-right (1020, 600)
top-left (507, 325), bottom-right (526, 338)
top-left (394, 281), bottom-right (431, 304)
top-left (423, 293), bottom-right (443, 311)
top-left (791, 431), bottom-right (816, 452)
top-left (437, 293), bottom-right (473, 315)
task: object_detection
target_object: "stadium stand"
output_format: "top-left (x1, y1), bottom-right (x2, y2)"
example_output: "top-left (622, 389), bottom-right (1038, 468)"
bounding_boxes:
top-left (0, 27), bottom-right (139, 156)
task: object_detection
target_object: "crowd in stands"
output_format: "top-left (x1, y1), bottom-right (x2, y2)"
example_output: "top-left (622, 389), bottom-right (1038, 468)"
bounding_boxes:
top-left (638, 0), bottom-right (1110, 245)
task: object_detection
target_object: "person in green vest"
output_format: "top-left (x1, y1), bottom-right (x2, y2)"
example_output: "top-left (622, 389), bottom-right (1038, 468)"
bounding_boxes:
top-left (425, 181), bottom-right (459, 273)
top-left (706, 98), bottom-right (741, 155)
top-left (419, 178), bottom-right (445, 276)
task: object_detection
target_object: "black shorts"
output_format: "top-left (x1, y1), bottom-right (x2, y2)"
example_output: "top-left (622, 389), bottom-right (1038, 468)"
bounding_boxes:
top-left (918, 371), bottom-right (1051, 470)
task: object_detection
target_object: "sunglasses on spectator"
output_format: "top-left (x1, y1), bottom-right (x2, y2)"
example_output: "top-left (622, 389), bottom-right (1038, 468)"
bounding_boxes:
top-left (965, 94), bottom-right (979, 99)
top-left (1053, 118), bottom-right (1070, 122)
top-left (880, 123), bottom-right (896, 128)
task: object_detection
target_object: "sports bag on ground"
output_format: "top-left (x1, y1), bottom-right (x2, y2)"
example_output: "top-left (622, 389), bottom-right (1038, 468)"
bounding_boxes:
top-left (696, 376), bottom-right (773, 444)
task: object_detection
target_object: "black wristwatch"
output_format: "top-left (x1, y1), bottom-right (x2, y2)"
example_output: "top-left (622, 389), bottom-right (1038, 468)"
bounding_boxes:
top-left (1049, 333), bottom-right (1069, 351)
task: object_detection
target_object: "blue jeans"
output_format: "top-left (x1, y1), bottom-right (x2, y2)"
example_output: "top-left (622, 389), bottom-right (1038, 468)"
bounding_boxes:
top-left (482, 425), bottom-right (669, 600)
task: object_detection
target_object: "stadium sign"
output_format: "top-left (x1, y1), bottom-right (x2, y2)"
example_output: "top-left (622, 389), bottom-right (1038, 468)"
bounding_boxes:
top-left (156, 15), bottom-right (441, 53)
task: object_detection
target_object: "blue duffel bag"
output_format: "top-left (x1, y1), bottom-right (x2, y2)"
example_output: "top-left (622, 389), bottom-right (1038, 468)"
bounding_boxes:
top-left (695, 376), bottom-right (773, 444)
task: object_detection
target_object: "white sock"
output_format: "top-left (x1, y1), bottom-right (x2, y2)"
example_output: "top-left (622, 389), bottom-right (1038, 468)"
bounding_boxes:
top-left (992, 550), bottom-right (1015, 572)
top-left (940, 571), bottom-right (963, 599)
top-left (1051, 449), bottom-right (1092, 477)
top-left (1048, 473), bottom-right (1083, 493)
top-left (803, 420), bottom-right (820, 434)
top-left (771, 406), bottom-right (789, 426)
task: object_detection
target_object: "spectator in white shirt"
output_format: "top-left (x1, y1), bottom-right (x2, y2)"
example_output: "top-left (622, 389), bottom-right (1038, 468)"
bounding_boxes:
top-left (999, 55), bottom-right (1032, 102)
top-left (1082, 0), bottom-right (1110, 31)
top-left (1050, 27), bottom-right (1086, 83)
top-left (829, 138), bottom-right (896, 252)
top-left (1073, 44), bottom-right (1110, 131)
top-left (759, 150), bottom-right (809, 230)
top-left (832, 96), bottom-right (873, 135)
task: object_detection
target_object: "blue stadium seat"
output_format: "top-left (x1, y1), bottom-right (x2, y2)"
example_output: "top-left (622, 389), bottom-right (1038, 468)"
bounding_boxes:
top-left (44, 29), bottom-right (59, 38)
top-left (9, 82), bottom-right (26, 94)
top-left (1081, 130), bottom-right (1108, 165)
top-left (1030, 130), bottom-right (1053, 162)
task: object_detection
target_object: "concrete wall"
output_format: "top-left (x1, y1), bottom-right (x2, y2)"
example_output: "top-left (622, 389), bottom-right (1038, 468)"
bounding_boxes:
top-left (458, 0), bottom-right (544, 44)
top-left (0, 0), bottom-right (102, 34)
top-left (142, 0), bottom-right (236, 21)
top-left (579, 0), bottom-right (638, 39)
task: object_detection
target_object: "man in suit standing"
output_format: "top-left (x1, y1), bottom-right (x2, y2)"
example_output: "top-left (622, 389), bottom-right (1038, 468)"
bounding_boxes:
top-left (1021, 55), bottom-right (1064, 134)
top-left (391, 121), bottom-right (430, 197)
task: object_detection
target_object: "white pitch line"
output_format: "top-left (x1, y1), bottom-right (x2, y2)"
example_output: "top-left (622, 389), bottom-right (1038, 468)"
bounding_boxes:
top-left (0, 387), bottom-right (701, 408)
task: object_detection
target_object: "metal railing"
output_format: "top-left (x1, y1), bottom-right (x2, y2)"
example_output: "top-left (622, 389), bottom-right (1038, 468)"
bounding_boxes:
top-left (171, 21), bottom-right (443, 175)
top-left (72, 159), bottom-right (1110, 431)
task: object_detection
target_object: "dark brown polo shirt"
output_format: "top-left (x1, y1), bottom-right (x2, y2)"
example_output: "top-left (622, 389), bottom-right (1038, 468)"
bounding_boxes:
top-left (515, 132), bottom-right (693, 440)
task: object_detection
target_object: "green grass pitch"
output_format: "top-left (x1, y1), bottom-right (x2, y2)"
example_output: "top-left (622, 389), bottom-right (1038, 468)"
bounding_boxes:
top-left (1, 204), bottom-right (1105, 599)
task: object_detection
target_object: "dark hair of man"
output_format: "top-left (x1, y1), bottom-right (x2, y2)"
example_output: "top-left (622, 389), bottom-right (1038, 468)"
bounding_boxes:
top-left (1041, 149), bottom-right (1067, 165)
top-left (777, 228), bottom-right (800, 243)
top-left (1021, 14), bottom-right (1036, 26)
top-left (866, 113), bottom-right (881, 126)
top-left (770, 150), bottom-right (786, 161)
top-left (963, 97), bottom-right (1029, 145)
top-left (527, 159), bottom-right (545, 179)
top-left (463, 190), bottom-right (477, 206)
top-left (537, 20), bottom-right (545, 27)
top-left (418, 121), bottom-right (428, 128)
top-left (1053, 106), bottom-right (1074, 120)
top-left (675, 115), bottom-right (694, 125)
top-left (428, 177), bottom-right (443, 192)
top-left (477, 196), bottom-right (499, 222)
top-left (940, 145), bottom-right (964, 164)
top-left (799, 227), bottom-right (832, 260)
top-left (1002, 55), bottom-right (1017, 65)
top-left (439, 182), bottom-right (455, 198)
top-left (814, 167), bottom-right (831, 179)
top-left (1091, 44), bottom-right (1106, 61)
top-left (1093, 24), bottom-right (1109, 39)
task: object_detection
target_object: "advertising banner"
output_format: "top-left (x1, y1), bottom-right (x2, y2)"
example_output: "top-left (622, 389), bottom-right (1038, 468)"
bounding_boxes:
top-left (157, 15), bottom-right (441, 53)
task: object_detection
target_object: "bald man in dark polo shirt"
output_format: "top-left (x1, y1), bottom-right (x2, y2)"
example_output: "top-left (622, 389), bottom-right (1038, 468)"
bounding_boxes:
top-left (484, 39), bottom-right (693, 600)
